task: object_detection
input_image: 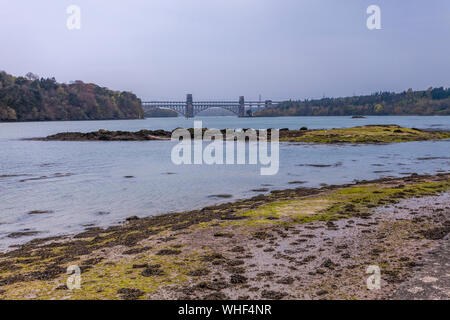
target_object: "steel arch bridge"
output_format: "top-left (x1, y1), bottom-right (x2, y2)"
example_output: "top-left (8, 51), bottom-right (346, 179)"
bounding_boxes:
top-left (142, 94), bottom-right (281, 118)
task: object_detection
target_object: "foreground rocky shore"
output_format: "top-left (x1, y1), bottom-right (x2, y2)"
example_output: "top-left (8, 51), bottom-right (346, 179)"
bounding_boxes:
top-left (28, 125), bottom-right (450, 144)
top-left (0, 173), bottom-right (449, 300)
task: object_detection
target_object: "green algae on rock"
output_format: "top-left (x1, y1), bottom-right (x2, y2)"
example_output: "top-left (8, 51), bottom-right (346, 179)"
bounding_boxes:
top-left (28, 125), bottom-right (450, 144)
top-left (279, 125), bottom-right (450, 144)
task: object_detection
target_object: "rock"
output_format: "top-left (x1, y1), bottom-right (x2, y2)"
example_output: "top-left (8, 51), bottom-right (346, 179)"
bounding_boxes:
top-left (126, 216), bottom-right (140, 222)
top-left (316, 290), bottom-right (329, 296)
top-left (277, 277), bottom-right (294, 285)
top-left (156, 249), bottom-right (181, 256)
top-left (28, 210), bottom-right (54, 215)
top-left (230, 274), bottom-right (247, 284)
top-left (321, 259), bottom-right (339, 269)
top-left (261, 290), bottom-right (287, 300)
top-left (95, 211), bottom-right (110, 216)
top-left (117, 288), bottom-right (145, 300)
top-left (208, 194), bottom-right (233, 199)
top-left (141, 265), bottom-right (165, 277)
top-left (8, 231), bottom-right (40, 238)
top-left (188, 269), bottom-right (210, 277)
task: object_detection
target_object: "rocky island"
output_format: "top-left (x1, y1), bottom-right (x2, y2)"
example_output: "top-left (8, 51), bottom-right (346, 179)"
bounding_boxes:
top-left (30, 125), bottom-right (450, 144)
top-left (32, 129), bottom-right (172, 141)
top-left (279, 125), bottom-right (450, 143)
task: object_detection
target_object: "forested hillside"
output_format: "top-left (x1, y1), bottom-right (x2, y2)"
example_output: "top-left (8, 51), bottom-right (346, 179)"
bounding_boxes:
top-left (255, 88), bottom-right (450, 117)
top-left (144, 107), bottom-right (178, 118)
top-left (0, 71), bottom-right (144, 121)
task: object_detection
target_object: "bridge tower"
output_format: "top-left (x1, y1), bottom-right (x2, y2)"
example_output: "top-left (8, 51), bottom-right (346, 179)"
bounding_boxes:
top-left (186, 94), bottom-right (194, 118)
top-left (238, 96), bottom-right (245, 117)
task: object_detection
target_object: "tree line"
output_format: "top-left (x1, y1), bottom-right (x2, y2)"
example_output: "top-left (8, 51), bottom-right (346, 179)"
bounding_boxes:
top-left (0, 71), bottom-right (144, 121)
top-left (144, 108), bottom-right (178, 118)
top-left (255, 88), bottom-right (450, 117)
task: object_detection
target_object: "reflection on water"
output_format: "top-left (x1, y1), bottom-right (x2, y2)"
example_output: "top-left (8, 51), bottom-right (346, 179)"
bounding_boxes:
top-left (0, 116), bottom-right (449, 250)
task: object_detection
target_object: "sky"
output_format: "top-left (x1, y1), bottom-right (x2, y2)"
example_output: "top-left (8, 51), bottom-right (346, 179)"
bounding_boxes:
top-left (0, 0), bottom-right (449, 101)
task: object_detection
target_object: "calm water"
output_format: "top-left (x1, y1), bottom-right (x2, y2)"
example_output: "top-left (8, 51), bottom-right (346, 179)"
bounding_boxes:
top-left (1, 116), bottom-right (449, 250)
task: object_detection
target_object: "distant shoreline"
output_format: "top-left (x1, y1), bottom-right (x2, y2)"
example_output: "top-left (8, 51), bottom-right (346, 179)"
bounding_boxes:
top-left (2, 114), bottom-right (450, 123)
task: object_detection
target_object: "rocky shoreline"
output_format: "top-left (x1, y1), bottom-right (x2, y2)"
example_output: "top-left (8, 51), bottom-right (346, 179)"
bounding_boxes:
top-left (28, 129), bottom-right (172, 141)
top-left (27, 125), bottom-right (450, 143)
top-left (0, 173), bottom-right (448, 300)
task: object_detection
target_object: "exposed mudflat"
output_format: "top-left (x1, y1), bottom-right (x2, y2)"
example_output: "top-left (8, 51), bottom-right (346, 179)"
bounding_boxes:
top-left (156, 193), bottom-right (450, 300)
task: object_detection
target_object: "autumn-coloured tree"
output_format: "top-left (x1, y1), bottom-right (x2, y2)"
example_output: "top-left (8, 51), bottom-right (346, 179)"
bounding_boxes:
top-left (0, 71), bottom-right (143, 121)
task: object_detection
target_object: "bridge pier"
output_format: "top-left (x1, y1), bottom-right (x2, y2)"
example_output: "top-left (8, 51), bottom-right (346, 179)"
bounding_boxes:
top-left (239, 96), bottom-right (245, 117)
top-left (186, 94), bottom-right (194, 118)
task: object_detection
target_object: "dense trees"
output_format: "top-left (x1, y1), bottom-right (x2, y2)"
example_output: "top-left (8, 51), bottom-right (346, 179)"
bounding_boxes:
top-left (255, 88), bottom-right (450, 117)
top-left (0, 71), bottom-right (144, 121)
top-left (144, 108), bottom-right (178, 118)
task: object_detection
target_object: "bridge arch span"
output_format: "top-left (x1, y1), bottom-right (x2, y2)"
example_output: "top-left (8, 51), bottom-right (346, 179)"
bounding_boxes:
top-left (142, 94), bottom-right (280, 118)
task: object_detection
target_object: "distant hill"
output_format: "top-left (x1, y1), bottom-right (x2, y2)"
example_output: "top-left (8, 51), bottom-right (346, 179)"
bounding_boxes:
top-left (255, 88), bottom-right (450, 117)
top-left (0, 71), bottom-right (144, 121)
top-left (145, 108), bottom-right (178, 118)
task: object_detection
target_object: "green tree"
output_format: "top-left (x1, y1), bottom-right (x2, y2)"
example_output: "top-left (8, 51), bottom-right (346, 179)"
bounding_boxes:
top-left (374, 104), bottom-right (384, 114)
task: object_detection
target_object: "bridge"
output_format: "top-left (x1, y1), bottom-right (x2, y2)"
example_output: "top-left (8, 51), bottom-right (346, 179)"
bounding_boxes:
top-left (142, 94), bottom-right (282, 118)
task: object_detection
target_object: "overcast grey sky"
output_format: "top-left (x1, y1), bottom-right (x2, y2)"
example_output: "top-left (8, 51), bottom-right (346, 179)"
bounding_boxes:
top-left (1, 0), bottom-right (449, 100)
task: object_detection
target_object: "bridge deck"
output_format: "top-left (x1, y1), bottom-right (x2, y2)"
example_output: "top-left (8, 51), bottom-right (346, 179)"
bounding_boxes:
top-left (142, 96), bottom-right (282, 117)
